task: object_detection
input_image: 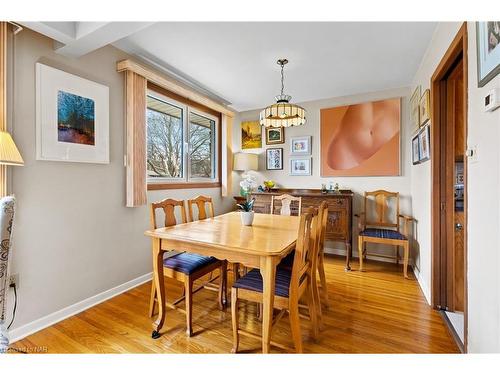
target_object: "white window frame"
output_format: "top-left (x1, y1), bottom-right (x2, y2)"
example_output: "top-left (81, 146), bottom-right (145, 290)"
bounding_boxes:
top-left (146, 90), bottom-right (219, 185)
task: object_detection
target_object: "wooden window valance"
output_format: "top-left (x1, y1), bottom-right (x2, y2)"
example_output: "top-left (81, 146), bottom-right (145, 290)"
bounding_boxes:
top-left (117, 59), bottom-right (234, 207)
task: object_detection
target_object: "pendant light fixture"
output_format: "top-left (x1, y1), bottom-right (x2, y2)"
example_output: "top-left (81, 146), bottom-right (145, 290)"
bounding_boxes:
top-left (259, 59), bottom-right (306, 128)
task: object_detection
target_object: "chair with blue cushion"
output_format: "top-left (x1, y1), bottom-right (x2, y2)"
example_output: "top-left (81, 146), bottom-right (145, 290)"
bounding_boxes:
top-left (231, 209), bottom-right (320, 353)
top-left (148, 198), bottom-right (227, 336)
top-left (356, 190), bottom-right (413, 278)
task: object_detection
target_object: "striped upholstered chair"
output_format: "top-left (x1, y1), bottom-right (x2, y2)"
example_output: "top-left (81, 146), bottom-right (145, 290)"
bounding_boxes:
top-left (148, 198), bottom-right (227, 337)
top-left (356, 190), bottom-right (413, 278)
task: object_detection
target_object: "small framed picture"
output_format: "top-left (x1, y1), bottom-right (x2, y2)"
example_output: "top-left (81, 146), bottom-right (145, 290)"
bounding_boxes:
top-left (290, 136), bottom-right (311, 155)
top-left (412, 134), bottom-right (420, 165)
top-left (265, 127), bottom-right (285, 145)
top-left (266, 148), bottom-right (283, 170)
top-left (410, 86), bottom-right (421, 130)
top-left (290, 158), bottom-right (311, 176)
top-left (418, 124), bottom-right (431, 163)
top-left (476, 22), bottom-right (500, 87)
top-left (419, 89), bottom-right (430, 126)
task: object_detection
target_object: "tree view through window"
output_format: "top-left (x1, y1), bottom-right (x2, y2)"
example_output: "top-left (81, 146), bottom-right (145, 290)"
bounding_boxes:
top-left (189, 112), bottom-right (215, 179)
top-left (146, 93), bottom-right (217, 183)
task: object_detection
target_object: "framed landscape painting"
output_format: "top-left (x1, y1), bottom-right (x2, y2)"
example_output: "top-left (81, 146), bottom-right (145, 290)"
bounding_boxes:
top-left (241, 121), bottom-right (262, 149)
top-left (265, 127), bottom-right (284, 145)
top-left (36, 63), bottom-right (109, 164)
top-left (320, 98), bottom-right (400, 176)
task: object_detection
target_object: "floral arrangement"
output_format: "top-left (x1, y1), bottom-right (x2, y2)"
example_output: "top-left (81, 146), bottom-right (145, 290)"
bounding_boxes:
top-left (239, 173), bottom-right (258, 199)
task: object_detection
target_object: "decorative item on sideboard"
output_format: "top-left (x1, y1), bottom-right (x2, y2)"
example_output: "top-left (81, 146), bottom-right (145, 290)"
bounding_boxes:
top-left (263, 180), bottom-right (276, 192)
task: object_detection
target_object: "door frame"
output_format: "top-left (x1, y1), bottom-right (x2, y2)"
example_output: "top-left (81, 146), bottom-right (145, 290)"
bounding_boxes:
top-left (430, 22), bottom-right (468, 352)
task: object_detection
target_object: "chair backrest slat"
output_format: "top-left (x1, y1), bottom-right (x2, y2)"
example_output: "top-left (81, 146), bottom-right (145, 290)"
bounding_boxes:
top-left (150, 198), bottom-right (187, 230)
top-left (187, 195), bottom-right (215, 221)
top-left (270, 194), bottom-right (302, 216)
top-left (290, 207), bottom-right (321, 297)
top-left (364, 190), bottom-right (400, 230)
top-left (317, 201), bottom-right (329, 259)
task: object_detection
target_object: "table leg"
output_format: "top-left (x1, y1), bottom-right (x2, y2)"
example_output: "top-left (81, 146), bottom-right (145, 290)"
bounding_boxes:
top-left (152, 238), bottom-right (166, 339)
top-left (260, 256), bottom-right (276, 354)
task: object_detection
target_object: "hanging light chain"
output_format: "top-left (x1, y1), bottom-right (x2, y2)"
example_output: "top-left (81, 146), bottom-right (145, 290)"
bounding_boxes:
top-left (280, 62), bottom-right (285, 96)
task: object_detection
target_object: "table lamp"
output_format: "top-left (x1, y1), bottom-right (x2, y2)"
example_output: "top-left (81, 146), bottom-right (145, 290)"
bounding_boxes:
top-left (0, 130), bottom-right (23, 354)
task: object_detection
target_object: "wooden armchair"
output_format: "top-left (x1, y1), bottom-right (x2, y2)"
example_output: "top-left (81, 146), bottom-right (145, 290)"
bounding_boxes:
top-left (149, 198), bottom-right (227, 337)
top-left (270, 194), bottom-right (302, 216)
top-left (355, 190), bottom-right (413, 278)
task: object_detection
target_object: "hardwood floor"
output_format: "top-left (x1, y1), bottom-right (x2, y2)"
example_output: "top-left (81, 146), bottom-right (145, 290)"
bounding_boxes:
top-left (11, 256), bottom-right (459, 353)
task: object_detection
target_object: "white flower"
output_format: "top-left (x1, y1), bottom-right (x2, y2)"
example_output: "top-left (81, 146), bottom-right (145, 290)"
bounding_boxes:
top-left (240, 173), bottom-right (257, 192)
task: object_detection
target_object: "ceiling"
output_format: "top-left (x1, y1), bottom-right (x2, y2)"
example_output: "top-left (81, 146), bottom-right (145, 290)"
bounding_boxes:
top-left (25, 22), bottom-right (437, 112)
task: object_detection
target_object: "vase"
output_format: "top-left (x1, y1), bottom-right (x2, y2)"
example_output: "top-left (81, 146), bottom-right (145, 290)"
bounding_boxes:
top-left (240, 211), bottom-right (254, 226)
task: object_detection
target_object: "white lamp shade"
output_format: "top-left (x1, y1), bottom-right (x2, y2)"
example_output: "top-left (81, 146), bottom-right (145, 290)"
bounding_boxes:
top-left (233, 152), bottom-right (258, 171)
top-left (0, 131), bottom-right (24, 166)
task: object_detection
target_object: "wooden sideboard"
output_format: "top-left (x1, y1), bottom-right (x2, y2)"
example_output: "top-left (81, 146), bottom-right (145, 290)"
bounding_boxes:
top-left (250, 188), bottom-right (353, 270)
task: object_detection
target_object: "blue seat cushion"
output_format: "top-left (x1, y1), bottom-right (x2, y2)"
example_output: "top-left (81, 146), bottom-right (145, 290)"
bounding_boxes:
top-left (278, 251), bottom-right (295, 270)
top-left (163, 252), bottom-right (219, 275)
top-left (233, 268), bottom-right (292, 297)
top-left (360, 228), bottom-right (407, 240)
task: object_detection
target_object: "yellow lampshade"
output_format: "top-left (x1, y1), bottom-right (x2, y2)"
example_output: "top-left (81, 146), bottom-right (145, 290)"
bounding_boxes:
top-left (0, 131), bottom-right (24, 166)
top-left (233, 152), bottom-right (258, 171)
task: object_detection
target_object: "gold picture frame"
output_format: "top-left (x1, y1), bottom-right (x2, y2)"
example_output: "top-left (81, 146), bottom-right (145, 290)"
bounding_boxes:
top-left (241, 121), bottom-right (262, 149)
top-left (265, 127), bottom-right (285, 145)
top-left (419, 89), bottom-right (431, 126)
top-left (410, 86), bottom-right (421, 130)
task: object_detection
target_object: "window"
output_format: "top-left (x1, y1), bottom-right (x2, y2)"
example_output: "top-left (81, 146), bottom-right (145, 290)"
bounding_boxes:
top-left (146, 91), bottom-right (219, 187)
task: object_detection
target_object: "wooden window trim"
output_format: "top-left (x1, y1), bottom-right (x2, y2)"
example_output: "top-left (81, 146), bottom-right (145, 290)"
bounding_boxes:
top-left (146, 83), bottom-right (222, 191)
top-left (148, 182), bottom-right (221, 191)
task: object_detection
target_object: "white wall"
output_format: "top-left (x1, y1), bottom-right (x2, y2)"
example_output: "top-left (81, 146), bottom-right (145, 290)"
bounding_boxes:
top-left (234, 87), bottom-right (414, 261)
top-left (7, 29), bottom-right (233, 334)
top-left (410, 22), bottom-right (463, 304)
top-left (411, 22), bottom-right (500, 353)
top-left (466, 23), bottom-right (500, 353)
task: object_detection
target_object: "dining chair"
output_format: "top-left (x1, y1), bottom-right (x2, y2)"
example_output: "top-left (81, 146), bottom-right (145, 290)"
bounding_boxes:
top-left (231, 209), bottom-right (320, 353)
top-left (187, 195), bottom-right (215, 221)
top-left (187, 195), bottom-right (246, 281)
top-left (278, 202), bottom-right (328, 324)
top-left (356, 190), bottom-right (413, 278)
top-left (270, 194), bottom-right (302, 216)
top-left (316, 202), bottom-right (330, 308)
top-left (148, 198), bottom-right (227, 337)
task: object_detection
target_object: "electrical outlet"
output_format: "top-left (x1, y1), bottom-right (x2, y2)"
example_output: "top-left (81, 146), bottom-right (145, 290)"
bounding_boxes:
top-left (8, 273), bottom-right (19, 288)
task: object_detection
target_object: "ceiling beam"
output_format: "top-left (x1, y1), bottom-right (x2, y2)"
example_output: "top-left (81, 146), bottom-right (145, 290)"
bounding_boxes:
top-left (19, 22), bottom-right (154, 58)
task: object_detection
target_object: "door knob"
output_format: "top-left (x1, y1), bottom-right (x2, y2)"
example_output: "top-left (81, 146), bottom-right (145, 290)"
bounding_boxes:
top-left (455, 223), bottom-right (463, 231)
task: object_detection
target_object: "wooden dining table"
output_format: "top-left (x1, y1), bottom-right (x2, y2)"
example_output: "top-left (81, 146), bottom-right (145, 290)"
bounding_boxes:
top-left (144, 211), bottom-right (300, 353)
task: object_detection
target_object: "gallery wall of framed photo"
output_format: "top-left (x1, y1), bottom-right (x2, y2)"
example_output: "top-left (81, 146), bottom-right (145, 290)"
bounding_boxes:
top-left (236, 86), bottom-right (412, 196)
top-left (410, 85), bottom-right (431, 165)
